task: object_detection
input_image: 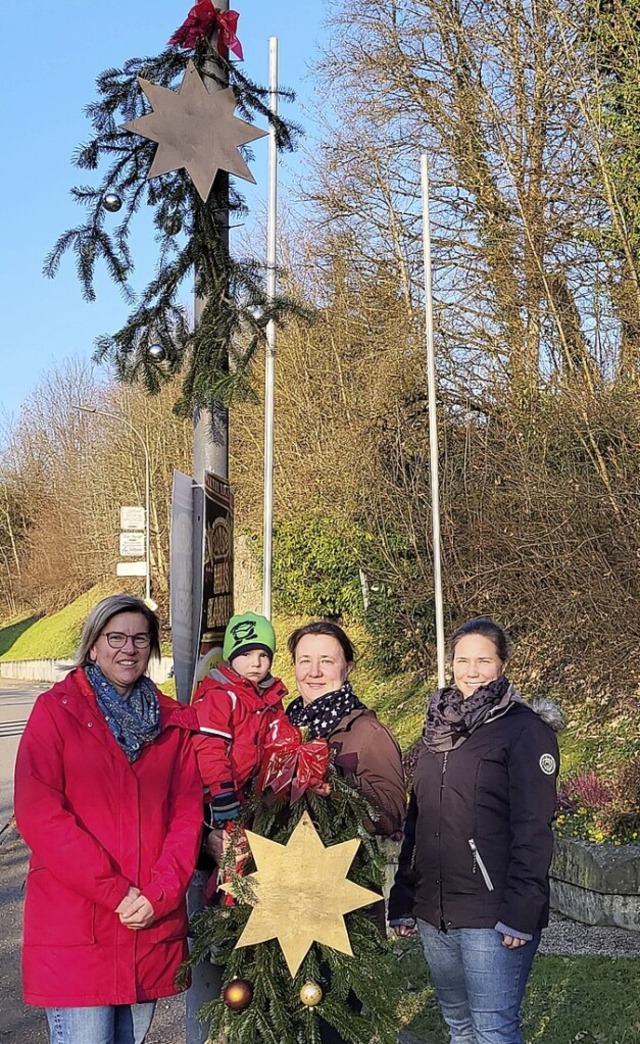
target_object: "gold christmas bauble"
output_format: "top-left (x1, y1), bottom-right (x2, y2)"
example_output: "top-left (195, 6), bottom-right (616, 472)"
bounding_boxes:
top-left (222, 978), bottom-right (253, 1011)
top-left (299, 981), bottom-right (323, 1006)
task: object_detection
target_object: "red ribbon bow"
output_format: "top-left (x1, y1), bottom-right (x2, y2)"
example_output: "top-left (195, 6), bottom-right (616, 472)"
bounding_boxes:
top-left (257, 718), bottom-right (330, 804)
top-left (169, 2), bottom-right (244, 60)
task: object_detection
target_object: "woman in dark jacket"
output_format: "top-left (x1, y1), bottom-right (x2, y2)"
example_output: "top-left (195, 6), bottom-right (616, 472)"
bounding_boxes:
top-left (389, 617), bottom-right (563, 1044)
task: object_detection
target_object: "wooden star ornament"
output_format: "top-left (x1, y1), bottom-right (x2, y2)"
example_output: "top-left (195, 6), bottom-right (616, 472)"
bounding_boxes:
top-left (122, 61), bottom-right (267, 202)
top-left (220, 811), bottom-right (382, 977)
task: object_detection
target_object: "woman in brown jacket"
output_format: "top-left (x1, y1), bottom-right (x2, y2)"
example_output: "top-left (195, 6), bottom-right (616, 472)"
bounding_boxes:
top-left (286, 620), bottom-right (405, 840)
top-left (285, 620), bottom-right (405, 1044)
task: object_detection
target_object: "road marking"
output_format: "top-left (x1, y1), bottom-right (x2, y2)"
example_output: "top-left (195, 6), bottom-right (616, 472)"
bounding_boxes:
top-left (0, 721), bottom-right (27, 738)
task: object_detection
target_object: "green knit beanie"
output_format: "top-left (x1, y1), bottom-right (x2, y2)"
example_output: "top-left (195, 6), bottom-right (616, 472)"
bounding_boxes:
top-left (223, 612), bottom-right (276, 663)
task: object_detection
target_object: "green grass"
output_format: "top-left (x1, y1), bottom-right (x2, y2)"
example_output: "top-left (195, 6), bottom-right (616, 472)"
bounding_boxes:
top-left (394, 938), bottom-right (640, 1043)
top-left (0, 586), bottom-right (110, 662)
top-left (0, 612), bottom-right (41, 657)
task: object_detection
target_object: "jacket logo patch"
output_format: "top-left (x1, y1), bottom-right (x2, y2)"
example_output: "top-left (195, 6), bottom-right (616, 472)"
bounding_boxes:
top-left (539, 753), bottom-right (556, 775)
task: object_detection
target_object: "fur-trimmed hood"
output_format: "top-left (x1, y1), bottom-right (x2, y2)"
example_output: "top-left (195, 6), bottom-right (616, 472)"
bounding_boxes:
top-left (529, 696), bottom-right (566, 733)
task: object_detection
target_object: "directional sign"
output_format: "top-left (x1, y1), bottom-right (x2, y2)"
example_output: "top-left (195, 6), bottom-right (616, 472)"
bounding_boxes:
top-left (116, 561), bottom-right (148, 577)
top-left (120, 506), bottom-right (146, 531)
top-left (120, 532), bottom-right (146, 557)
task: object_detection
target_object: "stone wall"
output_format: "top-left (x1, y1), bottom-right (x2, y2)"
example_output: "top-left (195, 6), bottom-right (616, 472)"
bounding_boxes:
top-left (550, 836), bottom-right (640, 930)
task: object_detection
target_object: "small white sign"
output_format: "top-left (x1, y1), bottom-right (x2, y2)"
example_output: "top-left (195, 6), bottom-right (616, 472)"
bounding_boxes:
top-left (120, 532), bottom-right (145, 557)
top-left (120, 506), bottom-right (146, 531)
top-left (116, 561), bottom-right (148, 577)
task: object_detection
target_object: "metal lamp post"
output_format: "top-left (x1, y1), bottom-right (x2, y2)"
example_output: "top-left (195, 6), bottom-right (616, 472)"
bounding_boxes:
top-left (262, 36), bottom-right (279, 620)
top-left (74, 404), bottom-right (152, 602)
top-left (420, 155), bottom-right (446, 687)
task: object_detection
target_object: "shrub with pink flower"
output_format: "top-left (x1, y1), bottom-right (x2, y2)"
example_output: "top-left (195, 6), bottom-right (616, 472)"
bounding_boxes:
top-left (556, 760), bottom-right (640, 845)
top-left (559, 770), bottom-right (613, 812)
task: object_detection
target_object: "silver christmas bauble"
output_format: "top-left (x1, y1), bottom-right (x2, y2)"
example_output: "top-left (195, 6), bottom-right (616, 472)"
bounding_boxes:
top-left (148, 344), bottom-right (165, 361)
top-left (163, 215), bottom-right (182, 235)
top-left (102, 192), bottom-right (123, 213)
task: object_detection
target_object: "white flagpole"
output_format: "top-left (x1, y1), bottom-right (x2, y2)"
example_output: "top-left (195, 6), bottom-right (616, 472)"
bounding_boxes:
top-left (262, 36), bottom-right (278, 619)
top-left (421, 154), bottom-right (446, 686)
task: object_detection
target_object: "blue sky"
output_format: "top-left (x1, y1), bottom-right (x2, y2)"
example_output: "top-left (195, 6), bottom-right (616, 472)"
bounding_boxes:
top-left (0, 0), bottom-right (327, 420)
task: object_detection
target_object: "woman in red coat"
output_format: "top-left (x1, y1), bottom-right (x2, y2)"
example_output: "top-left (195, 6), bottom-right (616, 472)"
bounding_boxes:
top-left (14, 594), bottom-right (203, 1044)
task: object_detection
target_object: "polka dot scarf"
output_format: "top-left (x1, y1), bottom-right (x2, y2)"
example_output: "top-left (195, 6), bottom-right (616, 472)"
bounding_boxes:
top-left (287, 681), bottom-right (364, 739)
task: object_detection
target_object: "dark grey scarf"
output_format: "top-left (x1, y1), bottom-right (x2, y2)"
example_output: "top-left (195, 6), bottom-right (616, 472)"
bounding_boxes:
top-left (423, 674), bottom-right (518, 753)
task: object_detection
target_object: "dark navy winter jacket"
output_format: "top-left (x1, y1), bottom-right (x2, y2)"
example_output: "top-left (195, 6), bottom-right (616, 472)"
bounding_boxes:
top-left (388, 700), bottom-right (560, 935)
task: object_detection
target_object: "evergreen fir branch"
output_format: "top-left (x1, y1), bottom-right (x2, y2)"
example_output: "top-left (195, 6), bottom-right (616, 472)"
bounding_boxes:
top-left (46, 35), bottom-right (306, 413)
top-left (187, 776), bottom-right (400, 1044)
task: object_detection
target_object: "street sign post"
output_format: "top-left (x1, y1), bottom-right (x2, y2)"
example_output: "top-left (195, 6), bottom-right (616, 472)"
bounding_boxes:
top-left (116, 561), bottom-right (148, 577)
top-left (120, 506), bottom-right (146, 530)
top-left (117, 506), bottom-right (148, 587)
top-left (120, 532), bottom-right (146, 557)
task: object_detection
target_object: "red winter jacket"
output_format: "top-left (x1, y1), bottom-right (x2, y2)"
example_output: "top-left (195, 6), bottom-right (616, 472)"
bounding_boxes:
top-left (14, 668), bottom-right (202, 1008)
top-left (192, 665), bottom-right (287, 800)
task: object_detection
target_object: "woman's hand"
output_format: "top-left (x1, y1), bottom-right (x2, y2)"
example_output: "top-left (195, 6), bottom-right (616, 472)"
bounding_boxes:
top-left (119, 894), bottom-right (156, 930)
top-left (115, 885), bottom-right (141, 916)
top-left (392, 924), bottom-right (417, 937)
top-left (501, 934), bottom-right (527, 949)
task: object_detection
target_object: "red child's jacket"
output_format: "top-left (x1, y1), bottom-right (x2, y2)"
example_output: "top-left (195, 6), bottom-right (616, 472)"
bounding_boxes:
top-left (192, 664), bottom-right (287, 800)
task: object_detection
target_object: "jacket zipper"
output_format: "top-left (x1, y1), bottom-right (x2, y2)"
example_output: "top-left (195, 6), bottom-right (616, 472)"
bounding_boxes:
top-left (438, 753), bottom-right (448, 927)
top-left (468, 838), bottom-right (494, 892)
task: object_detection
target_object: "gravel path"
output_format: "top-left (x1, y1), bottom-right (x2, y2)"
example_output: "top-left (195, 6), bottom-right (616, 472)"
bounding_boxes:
top-left (539, 910), bottom-right (640, 958)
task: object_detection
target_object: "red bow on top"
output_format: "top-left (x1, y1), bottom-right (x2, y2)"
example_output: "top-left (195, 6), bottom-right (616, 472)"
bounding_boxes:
top-left (256, 718), bottom-right (331, 804)
top-left (169, 2), bottom-right (244, 60)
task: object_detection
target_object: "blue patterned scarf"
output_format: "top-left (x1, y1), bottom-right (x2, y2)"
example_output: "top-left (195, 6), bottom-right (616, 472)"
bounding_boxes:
top-left (85, 663), bottom-right (161, 762)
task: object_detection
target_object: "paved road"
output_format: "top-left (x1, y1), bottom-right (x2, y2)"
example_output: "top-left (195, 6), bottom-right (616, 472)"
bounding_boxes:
top-left (0, 824), bottom-right (184, 1042)
top-left (0, 681), bottom-right (41, 829)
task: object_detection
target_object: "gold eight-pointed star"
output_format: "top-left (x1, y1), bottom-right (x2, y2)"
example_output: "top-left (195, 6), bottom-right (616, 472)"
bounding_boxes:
top-left (221, 811), bottom-right (381, 977)
top-left (122, 61), bottom-right (267, 202)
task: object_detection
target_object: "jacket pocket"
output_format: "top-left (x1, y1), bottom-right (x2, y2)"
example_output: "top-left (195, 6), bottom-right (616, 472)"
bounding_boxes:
top-left (468, 839), bottom-right (495, 892)
top-left (151, 903), bottom-right (188, 943)
top-left (24, 866), bottom-right (96, 946)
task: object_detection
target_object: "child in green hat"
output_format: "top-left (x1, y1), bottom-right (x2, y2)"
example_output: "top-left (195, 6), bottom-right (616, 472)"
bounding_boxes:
top-left (192, 612), bottom-right (287, 850)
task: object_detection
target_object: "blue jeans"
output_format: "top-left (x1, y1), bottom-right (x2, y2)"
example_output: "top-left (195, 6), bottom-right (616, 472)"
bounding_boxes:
top-left (417, 919), bottom-right (540, 1044)
top-left (45, 1003), bottom-right (156, 1044)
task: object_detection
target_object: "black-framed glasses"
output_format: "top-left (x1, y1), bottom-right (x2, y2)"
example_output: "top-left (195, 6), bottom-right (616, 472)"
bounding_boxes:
top-left (102, 632), bottom-right (152, 649)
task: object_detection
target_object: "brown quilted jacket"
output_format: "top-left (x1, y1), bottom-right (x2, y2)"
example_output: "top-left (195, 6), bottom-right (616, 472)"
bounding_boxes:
top-left (327, 707), bottom-right (406, 839)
